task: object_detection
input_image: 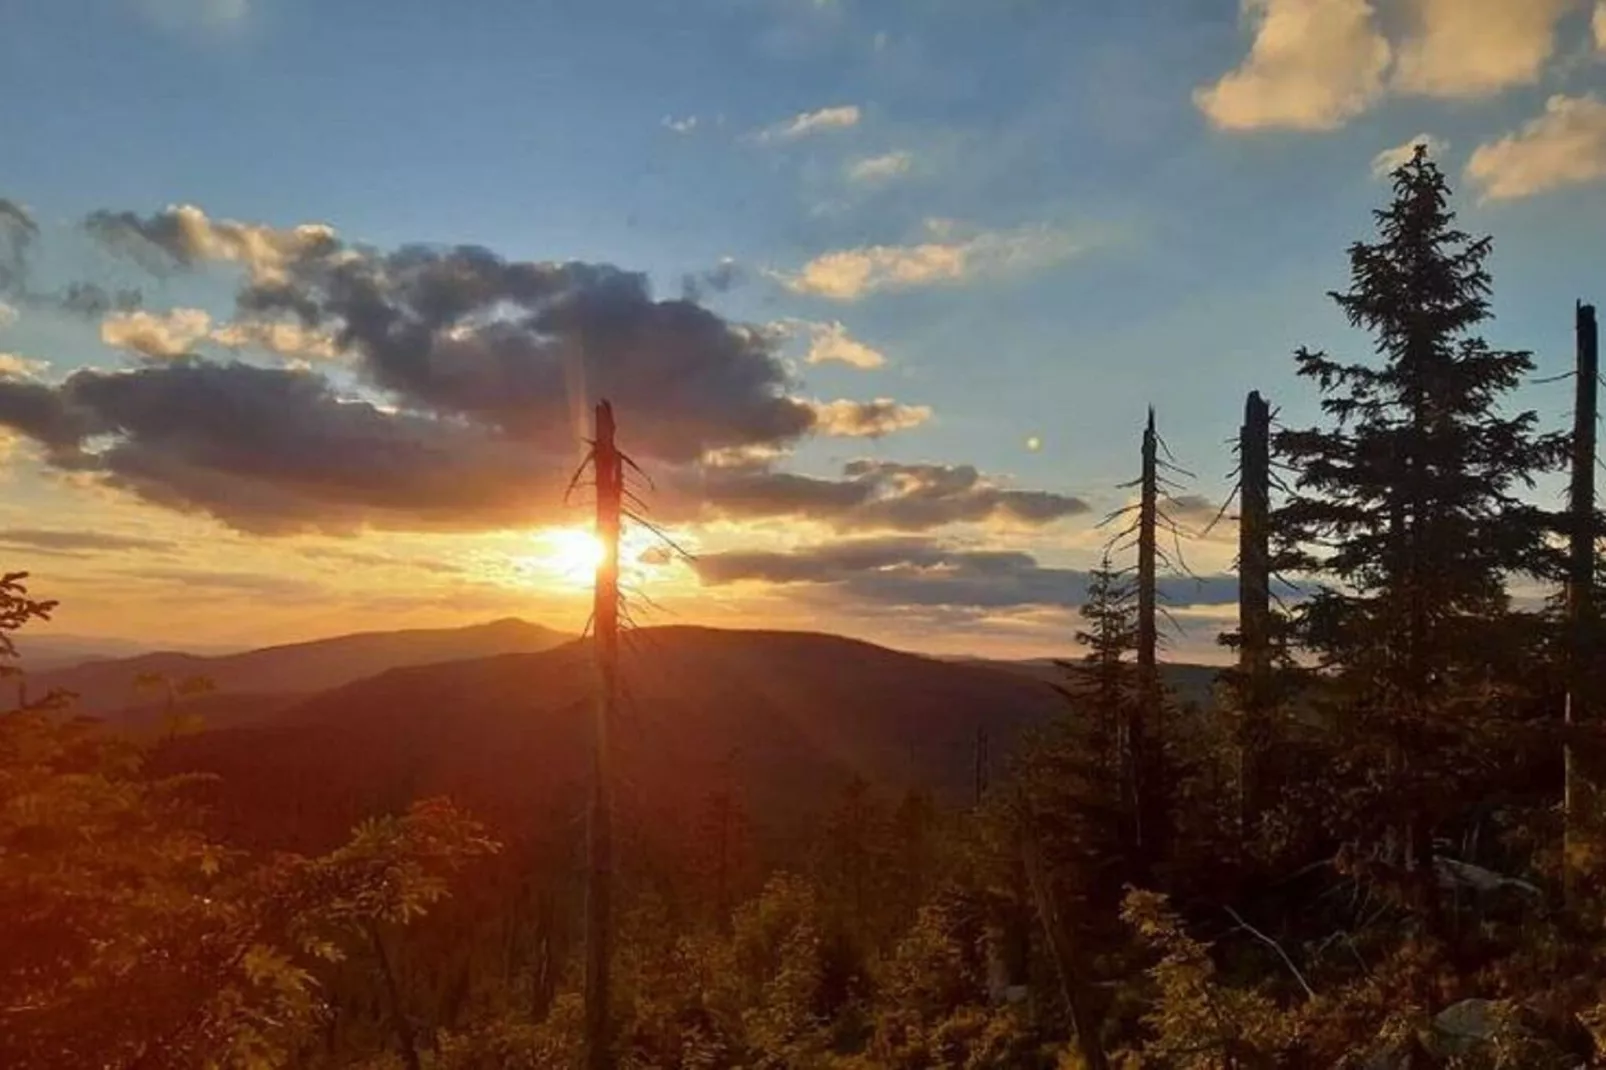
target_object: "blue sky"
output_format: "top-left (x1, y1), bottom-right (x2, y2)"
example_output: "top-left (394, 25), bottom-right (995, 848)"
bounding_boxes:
top-left (0, 0), bottom-right (1603, 659)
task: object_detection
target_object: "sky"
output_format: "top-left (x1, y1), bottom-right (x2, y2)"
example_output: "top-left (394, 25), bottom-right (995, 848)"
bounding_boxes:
top-left (0, 0), bottom-right (1604, 662)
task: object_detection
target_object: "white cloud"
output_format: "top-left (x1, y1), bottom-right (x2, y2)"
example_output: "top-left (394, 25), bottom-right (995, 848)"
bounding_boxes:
top-left (846, 150), bottom-right (912, 184)
top-left (800, 321), bottom-right (887, 369)
top-left (1371, 133), bottom-right (1449, 177)
top-left (1467, 94), bottom-right (1606, 200)
top-left (757, 104), bottom-right (862, 143)
top-left (88, 203), bottom-right (338, 285)
top-left (1392, 0), bottom-right (1575, 99)
top-left (0, 353), bottom-right (48, 379)
top-left (1194, 0), bottom-right (1391, 131)
top-left (101, 307), bottom-right (342, 361)
top-left (807, 398), bottom-right (932, 437)
top-left (100, 308), bottom-right (213, 358)
top-left (662, 115), bottom-right (699, 134)
top-left (779, 220), bottom-right (1085, 301)
top-left (0, 303), bottom-right (15, 330)
top-left (209, 319), bottom-right (342, 361)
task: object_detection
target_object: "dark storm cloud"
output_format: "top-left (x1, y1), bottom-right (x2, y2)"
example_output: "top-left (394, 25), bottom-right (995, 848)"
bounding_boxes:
top-left (0, 201), bottom-right (1089, 537)
top-left (0, 528), bottom-right (177, 554)
top-left (235, 242), bottom-right (822, 463)
top-left (0, 361), bottom-right (573, 535)
top-left (0, 375), bottom-right (97, 453)
top-left (693, 537), bottom-right (1254, 609)
top-left (0, 359), bottom-right (1080, 537)
top-left (700, 460), bottom-right (1089, 532)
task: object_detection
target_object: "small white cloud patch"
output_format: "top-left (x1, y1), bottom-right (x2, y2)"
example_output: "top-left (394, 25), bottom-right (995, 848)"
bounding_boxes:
top-left (846, 151), bottom-right (912, 184)
top-left (1372, 133), bottom-right (1449, 178)
top-left (808, 398), bottom-right (932, 438)
top-left (802, 321), bottom-right (887, 369)
top-left (757, 104), bottom-right (862, 143)
top-left (1467, 94), bottom-right (1606, 201)
top-left (779, 222), bottom-right (1085, 302)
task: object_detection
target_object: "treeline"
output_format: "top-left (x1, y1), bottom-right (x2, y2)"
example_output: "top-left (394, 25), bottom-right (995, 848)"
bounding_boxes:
top-left (7, 146), bottom-right (1606, 1067)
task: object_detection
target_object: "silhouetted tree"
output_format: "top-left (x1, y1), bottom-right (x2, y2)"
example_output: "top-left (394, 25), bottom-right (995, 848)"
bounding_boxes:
top-left (1271, 145), bottom-right (1562, 929)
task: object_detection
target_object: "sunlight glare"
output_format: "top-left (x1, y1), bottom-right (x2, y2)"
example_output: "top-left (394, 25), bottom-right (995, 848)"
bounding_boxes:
top-left (536, 528), bottom-right (607, 586)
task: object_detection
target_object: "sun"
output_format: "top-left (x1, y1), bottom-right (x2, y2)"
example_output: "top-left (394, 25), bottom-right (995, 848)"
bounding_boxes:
top-left (537, 528), bottom-right (607, 586)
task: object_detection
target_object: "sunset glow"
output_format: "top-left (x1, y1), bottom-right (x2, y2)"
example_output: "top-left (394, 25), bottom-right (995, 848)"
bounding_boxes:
top-left (533, 528), bottom-right (607, 587)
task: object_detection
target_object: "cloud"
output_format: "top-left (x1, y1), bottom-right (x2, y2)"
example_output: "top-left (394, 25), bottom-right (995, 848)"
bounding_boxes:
top-left (757, 104), bottom-right (862, 143)
top-left (114, 566), bottom-right (326, 602)
top-left (0, 203), bottom-right (1075, 537)
top-left (296, 545), bottom-right (464, 574)
top-left (207, 319), bottom-right (341, 361)
top-left (662, 115), bottom-right (699, 134)
top-left (698, 459), bottom-right (1089, 532)
top-left (1392, 0), bottom-right (1574, 99)
top-left (0, 353), bottom-right (49, 380)
top-left (0, 199), bottom-right (38, 295)
top-left (806, 398), bottom-right (931, 437)
top-left (692, 536), bottom-right (1254, 609)
top-left (1597, 2), bottom-right (1606, 50)
top-left (0, 360), bottom-right (571, 535)
top-left (99, 306), bottom-right (342, 362)
top-left (1467, 94), bottom-right (1606, 200)
top-left (805, 321), bottom-right (886, 369)
top-left (1372, 133), bottom-right (1449, 177)
top-left (0, 303), bottom-right (16, 329)
top-left (846, 151), bottom-right (912, 184)
top-left (1194, 0), bottom-right (1391, 131)
top-left (679, 258), bottom-right (746, 302)
top-left (0, 209), bottom-right (1048, 537)
top-left (780, 221), bottom-right (1084, 300)
top-left (0, 528), bottom-right (176, 554)
top-left (100, 308), bottom-right (213, 358)
top-left (85, 203), bottom-right (338, 282)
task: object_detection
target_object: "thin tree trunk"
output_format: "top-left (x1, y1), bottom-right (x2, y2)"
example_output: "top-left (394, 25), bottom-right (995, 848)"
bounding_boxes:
top-left (1135, 408), bottom-right (1164, 878)
top-left (1238, 390), bottom-right (1272, 832)
top-left (584, 400), bottom-right (622, 1070)
top-left (368, 922), bottom-right (422, 1070)
top-left (1566, 302), bottom-right (1600, 910)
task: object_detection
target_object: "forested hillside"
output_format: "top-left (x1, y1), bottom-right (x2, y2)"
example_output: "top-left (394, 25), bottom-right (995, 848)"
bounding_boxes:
top-left (8, 149), bottom-right (1606, 1069)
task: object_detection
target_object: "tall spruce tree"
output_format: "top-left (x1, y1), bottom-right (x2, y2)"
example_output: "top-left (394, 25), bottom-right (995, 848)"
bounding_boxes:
top-left (1060, 551), bottom-right (1141, 850)
top-left (1271, 146), bottom-right (1560, 920)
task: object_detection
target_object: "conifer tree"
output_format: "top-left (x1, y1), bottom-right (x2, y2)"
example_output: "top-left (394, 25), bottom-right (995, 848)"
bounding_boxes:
top-left (1060, 551), bottom-right (1141, 850)
top-left (1271, 145), bottom-right (1560, 922)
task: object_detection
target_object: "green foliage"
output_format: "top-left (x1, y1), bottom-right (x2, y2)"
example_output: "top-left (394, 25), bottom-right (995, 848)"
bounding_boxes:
top-left (0, 570), bottom-right (500, 1068)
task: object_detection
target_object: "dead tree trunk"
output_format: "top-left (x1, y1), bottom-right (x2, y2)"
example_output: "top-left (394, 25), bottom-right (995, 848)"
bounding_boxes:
top-left (1566, 302), bottom-right (1599, 909)
top-left (1134, 408), bottom-right (1163, 877)
top-left (1238, 391), bottom-right (1272, 830)
top-left (584, 400), bottom-right (621, 1070)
